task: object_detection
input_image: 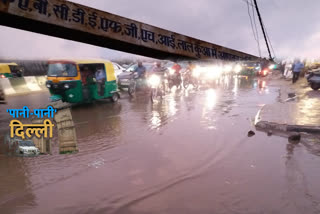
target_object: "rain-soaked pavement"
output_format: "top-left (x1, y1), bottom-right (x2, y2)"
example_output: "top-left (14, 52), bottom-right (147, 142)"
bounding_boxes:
top-left (1, 76), bottom-right (320, 214)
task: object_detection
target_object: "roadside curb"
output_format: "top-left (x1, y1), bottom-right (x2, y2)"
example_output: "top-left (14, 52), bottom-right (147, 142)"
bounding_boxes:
top-left (256, 119), bottom-right (320, 134)
top-left (254, 77), bottom-right (320, 134)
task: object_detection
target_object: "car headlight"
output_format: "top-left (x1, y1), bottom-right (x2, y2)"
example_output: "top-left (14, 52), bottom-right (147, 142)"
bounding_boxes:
top-left (168, 68), bottom-right (175, 75)
top-left (269, 64), bottom-right (275, 70)
top-left (192, 70), bottom-right (201, 77)
top-left (235, 65), bottom-right (242, 73)
top-left (64, 84), bottom-right (70, 89)
top-left (46, 84), bottom-right (51, 88)
top-left (206, 72), bottom-right (216, 79)
top-left (223, 65), bottom-right (233, 73)
top-left (148, 75), bottom-right (161, 87)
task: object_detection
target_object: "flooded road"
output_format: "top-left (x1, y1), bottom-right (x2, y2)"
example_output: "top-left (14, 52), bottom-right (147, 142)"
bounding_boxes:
top-left (1, 77), bottom-right (320, 214)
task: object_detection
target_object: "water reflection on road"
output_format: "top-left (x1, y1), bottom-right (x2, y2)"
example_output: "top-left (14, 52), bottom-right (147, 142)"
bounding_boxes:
top-left (1, 77), bottom-right (320, 214)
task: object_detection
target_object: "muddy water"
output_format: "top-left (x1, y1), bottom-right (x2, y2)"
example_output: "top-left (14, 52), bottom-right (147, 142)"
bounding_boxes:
top-left (1, 77), bottom-right (320, 214)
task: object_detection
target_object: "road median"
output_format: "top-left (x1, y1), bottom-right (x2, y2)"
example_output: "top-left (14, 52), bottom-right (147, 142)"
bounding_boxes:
top-left (0, 76), bottom-right (48, 96)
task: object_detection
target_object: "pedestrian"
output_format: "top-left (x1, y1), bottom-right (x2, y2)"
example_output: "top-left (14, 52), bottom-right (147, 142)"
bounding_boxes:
top-left (281, 61), bottom-right (286, 76)
top-left (292, 59), bottom-right (304, 83)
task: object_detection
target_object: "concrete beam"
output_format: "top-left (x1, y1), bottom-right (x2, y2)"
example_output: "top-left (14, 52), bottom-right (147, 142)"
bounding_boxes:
top-left (0, 0), bottom-right (259, 61)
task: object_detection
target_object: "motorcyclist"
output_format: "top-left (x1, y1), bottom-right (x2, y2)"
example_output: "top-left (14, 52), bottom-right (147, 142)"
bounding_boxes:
top-left (148, 62), bottom-right (166, 89)
top-left (186, 61), bottom-right (196, 72)
top-left (168, 62), bottom-right (182, 87)
top-left (134, 61), bottom-right (146, 78)
top-left (172, 63), bottom-right (182, 75)
top-left (151, 62), bottom-right (164, 73)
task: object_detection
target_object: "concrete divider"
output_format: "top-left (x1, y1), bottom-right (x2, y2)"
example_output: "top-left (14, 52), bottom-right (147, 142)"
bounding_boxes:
top-left (0, 76), bottom-right (48, 96)
top-left (0, 78), bottom-right (15, 95)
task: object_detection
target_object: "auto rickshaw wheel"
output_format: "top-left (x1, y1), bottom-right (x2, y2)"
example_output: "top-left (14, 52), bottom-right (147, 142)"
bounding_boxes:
top-left (111, 93), bottom-right (119, 102)
top-left (183, 79), bottom-right (190, 89)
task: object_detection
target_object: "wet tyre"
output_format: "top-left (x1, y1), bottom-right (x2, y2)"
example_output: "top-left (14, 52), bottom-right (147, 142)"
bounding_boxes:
top-left (311, 83), bottom-right (320, 91)
top-left (183, 79), bottom-right (190, 89)
top-left (128, 81), bottom-right (136, 96)
top-left (150, 88), bottom-right (157, 103)
top-left (111, 93), bottom-right (119, 102)
top-left (192, 80), bottom-right (199, 89)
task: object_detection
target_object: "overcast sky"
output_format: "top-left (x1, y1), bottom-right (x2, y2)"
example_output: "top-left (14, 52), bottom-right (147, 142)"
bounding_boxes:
top-left (0, 0), bottom-right (319, 60)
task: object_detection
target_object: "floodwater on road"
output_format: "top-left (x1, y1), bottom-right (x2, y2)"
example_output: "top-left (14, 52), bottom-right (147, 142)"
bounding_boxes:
top-left (1, 77), bottom-right (320, 214)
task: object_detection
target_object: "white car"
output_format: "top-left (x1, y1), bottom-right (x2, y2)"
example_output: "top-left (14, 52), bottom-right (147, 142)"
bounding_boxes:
top-left (16, 140), bottom-right (40, 156)
top-left (112, 62), bottom-right (126, 78)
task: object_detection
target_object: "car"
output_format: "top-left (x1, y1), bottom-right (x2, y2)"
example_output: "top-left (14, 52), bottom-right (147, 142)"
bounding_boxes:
top-left (112, 62), bottom-right (126, 77)
top-left (5, 136), bottom-right (40, 156)
top-left (16, 140), bottom-right (40, 156)
top-left (117, 62), bottom-right (154, 90)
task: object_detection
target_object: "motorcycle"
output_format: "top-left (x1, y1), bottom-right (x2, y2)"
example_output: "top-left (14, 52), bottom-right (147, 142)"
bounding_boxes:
top-left (118, 71), bottom-right (148, 96)
top-left (183, 69), bottom-right (200, 89)
top-left (306, 70), bottom-right (320, 91)
top-left (165, 68), bottom-right (182, 90)
top-left (148, 72), bottom-right (166, 103)
top-left (258, 68), bottom-right (269, 77)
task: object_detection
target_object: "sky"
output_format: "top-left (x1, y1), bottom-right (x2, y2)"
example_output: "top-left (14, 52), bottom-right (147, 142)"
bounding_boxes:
top-left (0, 0), bottom-right (319, 61)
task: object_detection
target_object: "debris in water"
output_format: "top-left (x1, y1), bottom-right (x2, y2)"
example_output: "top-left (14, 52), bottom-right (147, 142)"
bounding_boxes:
top-left (288, 93), bottom-right (296, 98)
top-left (288, 133), bottom-right (301, 143)
top-left (248, 130), bottom-right (255, 137)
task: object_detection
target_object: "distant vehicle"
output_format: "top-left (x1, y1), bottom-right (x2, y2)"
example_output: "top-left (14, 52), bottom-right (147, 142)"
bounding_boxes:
top-left (0, 63), bottom-right (24, 78)
top-left (258, 67), bottom-right (269, 77)
top-left (0, 83), bottom-right (6, 104)
top-left (239, 61), bottom-right (261, 76)
top-left (111, 62), bottom-right (126, 77)
top-left (46, 59), bottom-right (120, 103)
top-left (117, 63), bottom-right (154, 95)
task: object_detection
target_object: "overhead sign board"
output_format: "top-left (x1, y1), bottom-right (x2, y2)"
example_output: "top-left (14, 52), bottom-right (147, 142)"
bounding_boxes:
top-left (0, 0), bottom-right (259, 61)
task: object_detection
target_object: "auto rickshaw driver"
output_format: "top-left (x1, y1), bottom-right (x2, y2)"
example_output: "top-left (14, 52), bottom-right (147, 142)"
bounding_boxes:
top-left (95, 65), bottom-right (106, 96)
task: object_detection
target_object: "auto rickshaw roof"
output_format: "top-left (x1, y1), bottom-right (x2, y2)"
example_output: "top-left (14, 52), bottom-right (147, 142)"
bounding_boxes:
top-left (0, 63), bottom-right (19, 73)
top-left (48, 58), bottom-right (111, 64)
top-left (0, 63), bottom-right (18, 66)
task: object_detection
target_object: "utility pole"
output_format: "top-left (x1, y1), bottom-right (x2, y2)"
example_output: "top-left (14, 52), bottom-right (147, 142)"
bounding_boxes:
top-left (253, 0), bottom-right (272, 60)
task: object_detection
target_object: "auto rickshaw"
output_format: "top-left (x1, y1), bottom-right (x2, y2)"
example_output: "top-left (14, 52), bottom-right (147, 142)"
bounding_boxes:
top-left (0, 63), bottom-right (24, 78)
top-left (46, 59), bottom-right (120, 103)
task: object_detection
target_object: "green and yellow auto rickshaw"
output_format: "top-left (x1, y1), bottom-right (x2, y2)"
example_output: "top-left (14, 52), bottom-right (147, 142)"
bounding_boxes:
top-left (0, 63), bottom-right (24, 78)
top-left (46, 59), bottom-right (120, 103)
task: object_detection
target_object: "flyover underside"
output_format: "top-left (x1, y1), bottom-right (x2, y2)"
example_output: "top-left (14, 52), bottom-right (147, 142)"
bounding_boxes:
top-left (0, 13), bottom-right (193, 61)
